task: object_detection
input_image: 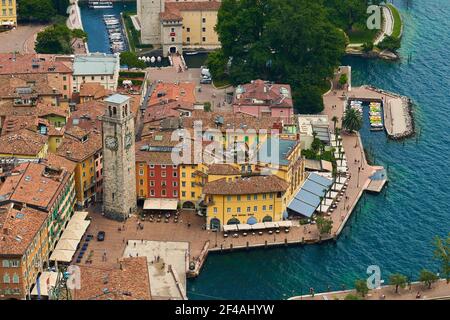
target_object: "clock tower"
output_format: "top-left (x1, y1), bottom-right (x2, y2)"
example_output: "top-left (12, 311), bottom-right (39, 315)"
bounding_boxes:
top-left (101, 94), bottom-right (137, 221)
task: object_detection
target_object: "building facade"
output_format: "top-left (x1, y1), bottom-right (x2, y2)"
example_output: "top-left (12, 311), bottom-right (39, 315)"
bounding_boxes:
top-left (0, 0), bottom-right (16, 28)
top-left (137, 0), bottom-right (221, 56)
top-left (72, 53), bottom-right (120, 92)
top-left (101, 94), bottom-right (137, 221)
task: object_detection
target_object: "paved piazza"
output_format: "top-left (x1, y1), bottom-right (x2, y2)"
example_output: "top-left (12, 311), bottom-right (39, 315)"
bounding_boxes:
top-left (124, 240), bottom-right (189, 300)
top-left (0, 24), bottom-right (47, 53)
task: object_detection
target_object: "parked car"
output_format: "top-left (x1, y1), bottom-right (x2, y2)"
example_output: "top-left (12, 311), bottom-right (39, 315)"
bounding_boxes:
top-left (97, 231), bottom-right (105, 241)
top-left (200, 77), bottom-right (212, 84)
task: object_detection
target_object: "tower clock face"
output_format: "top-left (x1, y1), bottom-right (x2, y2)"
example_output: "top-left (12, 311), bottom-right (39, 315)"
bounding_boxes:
top-left (105, 136), bottom-right (118, 150)
top-left (125, 133), bottom-right (133, 149)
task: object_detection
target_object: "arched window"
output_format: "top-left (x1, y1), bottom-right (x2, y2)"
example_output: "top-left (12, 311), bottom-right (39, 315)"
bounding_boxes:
top-left (125, 104), bottom-right (128, 115)
top-left (247, 216), bottom-right (258, 225)
top-left (210, 218), bottom-right (221, 230)
top-left (108, 106), bottom-right (112, 117)
top-left (3, 273), bottom-right (10, 283)
top-left (227, 218), bottom-right (240, 225)
top-left (262, 215), bottom-right (272, 223)
top-left (113, 107), bottom-right (117, 115)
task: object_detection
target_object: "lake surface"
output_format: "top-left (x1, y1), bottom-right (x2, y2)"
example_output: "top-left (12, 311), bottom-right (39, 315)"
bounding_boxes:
top-left (79, 0), bottom-right (450, 300)
top-left (187, 0), bottom-right (450, 300)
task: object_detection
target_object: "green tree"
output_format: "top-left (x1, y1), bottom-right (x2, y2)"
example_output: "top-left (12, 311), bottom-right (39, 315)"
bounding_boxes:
top-left (419, 269), bottom-right (438, 289)
top-left (344, 293), bottom-right (361, 300)
top-left (120, 52), bottom-right (146, 70)
top-left (433, 234), bottom-right (449, 283)
top-left (35, 24), bottom-right (73, 54)
top-left (18, 0), bottom-right (57, 22)
top-left (342, 108), bottom-right (363, 133)
top-left (331, 116), bottom-right (339, 131)
top-left (354, 279), bottom-right (369, 297)
top-left (316, 216), bottom-right (333, 235)
top-left (206, 49), bottom-right (228, 83)
top-left (72, 28), bottom-right (88, 40)
top-left (215, 0), bottom-right (346, 114)
top-left (52, 0), bottom-right (70, 16)
top-left (389, 273), bottom-right (408, 293)
top-left (338, 74), bottom-right (348, 89)
top-left (377, 36), bottom-right (402, 52)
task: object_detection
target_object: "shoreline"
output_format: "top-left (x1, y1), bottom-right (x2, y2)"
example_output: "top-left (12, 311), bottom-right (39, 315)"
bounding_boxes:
top-left (289, 279), bottom-right (450, 300)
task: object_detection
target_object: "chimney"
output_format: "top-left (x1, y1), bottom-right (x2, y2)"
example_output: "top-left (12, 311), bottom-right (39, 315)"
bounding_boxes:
top-left (3, 228), bottom-right (9, 235)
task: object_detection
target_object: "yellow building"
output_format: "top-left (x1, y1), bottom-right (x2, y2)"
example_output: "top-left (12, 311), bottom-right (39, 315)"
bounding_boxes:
top-left (56, 128), bottom-right (103, 209)
top-left (0, 155), bottom-right (76, 299)
top-left (0, 205), bottom-right (49, 300)
top-left (203, 175), bottom-right (288, 230)
top-left (138, 0), bottom-right (221, 56)
top-left (0, 0), bottom-right (16, 29)
top-left (0, 129), bottom-right (48, 160)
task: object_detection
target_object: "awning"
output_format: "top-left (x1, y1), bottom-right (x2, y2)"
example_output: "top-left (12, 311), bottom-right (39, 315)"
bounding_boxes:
top-left (223, 224), bottom-right (238, 232)
top-left (143, 198), bottom-right (178, 210)
top-left (49, 249), bottom-right (75, 263)
top-left (70, 211), bottom-right (89, 222)
top-left (31, 272), bottom-right (58, 297)
top-left (237, 224), bottom-right (252, 231)
top-left (50, 217), bottom-right (90, 262)
top-left (251, 223), bottom-right (266, 230)
top-left (54, 239), bottom-right (79, 251)
top-left (332, 183), bottom-right (345, 191)
top-left (264, 222), bottom-right (278, 229)
top-left (278, 221), bottom-right (292, 228)
top-left (288, 173), bottom-right (332, 218)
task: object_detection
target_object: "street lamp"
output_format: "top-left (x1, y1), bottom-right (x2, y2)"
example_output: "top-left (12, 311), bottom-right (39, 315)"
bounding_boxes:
top-left (357, 167), bottom-right (361, 188)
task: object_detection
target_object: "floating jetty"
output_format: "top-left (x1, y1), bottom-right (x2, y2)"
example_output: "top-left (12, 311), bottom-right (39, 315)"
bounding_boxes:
top-left (349, 85), bottom-right (414, 140)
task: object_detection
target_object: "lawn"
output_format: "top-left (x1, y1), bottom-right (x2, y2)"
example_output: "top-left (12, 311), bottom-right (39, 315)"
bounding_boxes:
top-left (387, 4), bottom-right (402, 38)
top-left (347, 27), bottom-right (379, 44)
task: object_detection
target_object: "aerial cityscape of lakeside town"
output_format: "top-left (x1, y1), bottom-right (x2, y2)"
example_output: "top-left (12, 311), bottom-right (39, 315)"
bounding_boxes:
top-left (0, 0), bottom-right (448, 303)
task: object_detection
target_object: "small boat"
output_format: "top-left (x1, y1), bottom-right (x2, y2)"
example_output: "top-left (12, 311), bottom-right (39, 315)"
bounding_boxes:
top-left (185, 51), bottom-right (199, 56)
top-left (89, 1), bottom-right (113, 9)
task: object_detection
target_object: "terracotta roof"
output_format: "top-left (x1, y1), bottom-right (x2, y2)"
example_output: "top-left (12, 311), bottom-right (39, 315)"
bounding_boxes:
top-left (135, 133), bottom-right (179, 165)
top-left (72, 257), bottom-right (151, 300)
top-left (0, 100), bottom-right (36, 117)
top-left (233, 79), bottom-right (293, 108)
top-left (37, 103), bottom-right (69, 118)
top-left (66, 100), bottom-right (105, 132)
top-left (207, 164), bottom-right (241, 175)
top-left (79, 82), bottom-right (112, 100)
top-left (1, 115), bottom-right (37, 135)
top-left (166, 1), bottom-right (221, 13)
top-left (56, 129), bottom-right (102, 162)
top-left (148, 82), bottom-right (196, 107)
top-left (203, 175), bottom-right (288, 195)
top-left (0, 162), bottom-right (71, 210)
top-left (0, 204), bottom-right (48, 256)
top-left (0, 74), bottom-right (62, 98)
top-left (0, 53), bottom-right (73, 75)
top-left (182, 110), bottom-right (285, 132)
top-left (44, 153), bottom-right (77, 174)
top-left (0, 129), bottom-right (47, 156)
top-left (143, 101), bottom-right (194, 124)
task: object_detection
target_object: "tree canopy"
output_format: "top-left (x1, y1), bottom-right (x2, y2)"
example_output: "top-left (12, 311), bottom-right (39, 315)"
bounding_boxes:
top-left (389, 273), bottom-right (408, 293)
top-left (120, 52), bottom-right (146, 70)
top-left (354, 279), bottom-right (369, 297)
top-left (434, 234), bottom-right (450, 283)
top-left (342, 108), bottom-right (363, 133)
top-left (18, 0), bottom-right (57, 22)
top-left (35, 24), bottom-right (73, 54)
top-left (214, 0), bottom-right (346, 114)
top-left (419, 269), bottom-right (438, 289)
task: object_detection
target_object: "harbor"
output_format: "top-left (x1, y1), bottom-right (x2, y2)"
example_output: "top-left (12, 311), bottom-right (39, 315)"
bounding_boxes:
top-left (67, 0), bottom-right (447, 300)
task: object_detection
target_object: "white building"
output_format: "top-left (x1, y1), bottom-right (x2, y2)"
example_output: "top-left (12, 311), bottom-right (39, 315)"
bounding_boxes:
top-left (72, 53), bottom-right (120, 93)
top-left (297, 115), bottom-right (331, 150)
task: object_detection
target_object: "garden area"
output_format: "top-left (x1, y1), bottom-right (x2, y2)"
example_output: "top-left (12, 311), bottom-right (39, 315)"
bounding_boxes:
top-left (122, 11), bottom-right (152, 53)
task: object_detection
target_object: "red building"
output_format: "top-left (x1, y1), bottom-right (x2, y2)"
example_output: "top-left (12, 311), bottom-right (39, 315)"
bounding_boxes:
top-left (135, 132), bottom-right (181, 201)
top-left (147, 164), bottom-right (180, 199)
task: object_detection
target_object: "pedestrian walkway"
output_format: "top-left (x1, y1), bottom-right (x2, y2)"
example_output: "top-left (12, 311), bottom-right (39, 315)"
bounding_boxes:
top-left (290, 279), bottom-right (450, 300)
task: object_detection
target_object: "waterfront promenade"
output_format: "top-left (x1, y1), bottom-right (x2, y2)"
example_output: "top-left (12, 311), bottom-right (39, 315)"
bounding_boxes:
top-left (289, 279), bottom-right (450, 300)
